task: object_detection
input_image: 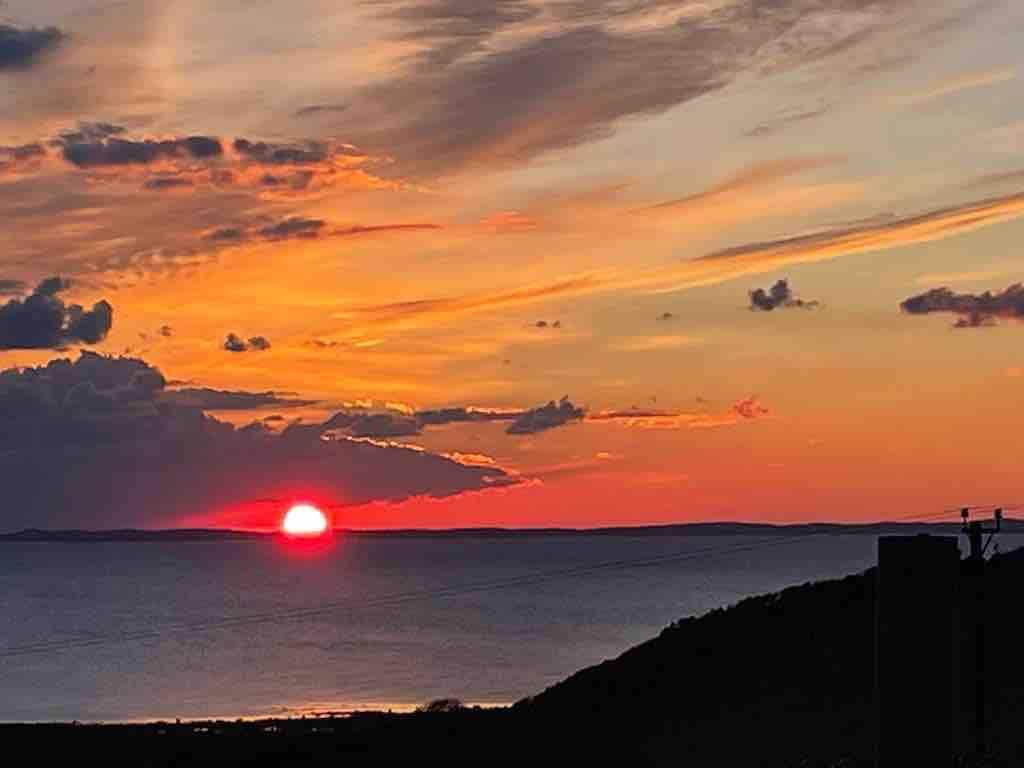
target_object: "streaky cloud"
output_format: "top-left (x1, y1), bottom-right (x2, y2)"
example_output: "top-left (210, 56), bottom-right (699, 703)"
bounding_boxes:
top-left (900, 283), bottom-right (1024, 328)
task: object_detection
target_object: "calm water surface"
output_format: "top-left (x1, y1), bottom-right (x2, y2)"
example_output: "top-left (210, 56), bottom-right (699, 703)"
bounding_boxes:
top-left (1, 532), bottom-right (1003, 722)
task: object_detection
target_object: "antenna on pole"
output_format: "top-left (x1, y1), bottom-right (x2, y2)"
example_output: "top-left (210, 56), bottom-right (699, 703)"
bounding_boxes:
top-left (959, 506), bottom-right (1002, 760)
top-left (961, 506), bottom-right (1002, 561)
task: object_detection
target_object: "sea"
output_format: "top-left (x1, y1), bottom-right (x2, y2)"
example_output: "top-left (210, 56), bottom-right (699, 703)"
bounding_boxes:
top-left (1, 530), bottom-right (1012, 723)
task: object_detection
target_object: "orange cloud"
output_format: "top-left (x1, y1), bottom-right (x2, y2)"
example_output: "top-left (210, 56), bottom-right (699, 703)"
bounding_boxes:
top-left (587, 397), bottom-right (769, 430)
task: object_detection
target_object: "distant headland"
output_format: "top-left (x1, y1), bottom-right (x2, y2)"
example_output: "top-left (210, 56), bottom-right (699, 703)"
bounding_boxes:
top-left (3, 520), bottom-right (1021, 542)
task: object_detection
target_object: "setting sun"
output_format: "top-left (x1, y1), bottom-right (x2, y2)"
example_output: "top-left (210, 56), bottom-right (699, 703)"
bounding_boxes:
top-left (281, 504), bottom-right (329, 537)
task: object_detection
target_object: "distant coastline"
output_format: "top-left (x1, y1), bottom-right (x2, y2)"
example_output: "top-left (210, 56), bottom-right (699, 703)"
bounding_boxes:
top-left (3, 519), bottom-right (1019, 542)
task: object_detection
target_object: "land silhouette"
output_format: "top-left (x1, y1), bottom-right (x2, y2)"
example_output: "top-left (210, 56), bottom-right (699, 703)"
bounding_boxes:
top-left (4, 531), bottom-right (1023, 766)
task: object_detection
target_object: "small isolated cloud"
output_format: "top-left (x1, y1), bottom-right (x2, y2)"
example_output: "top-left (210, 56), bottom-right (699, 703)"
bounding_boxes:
top-left (900, 284), bottom-right (1024, 328)
top-left (0, 24), bottom-right (64, 70)
top-left (657, 312), bottom-right (675, 321)
top-left (733, 396), bottom-right (769, 420)
top-left (507, 396), bottom-right (585, 435)
top-left (0, 277), bottom-right (113, 350)
top-left (535, 320), bottom-right (562, 329)
top-left (159, 325), bottom-right (173, 338)
top-left (749, 279), bottom-right (819, 311)
top-left (223, 333), bottom-right (272, 352)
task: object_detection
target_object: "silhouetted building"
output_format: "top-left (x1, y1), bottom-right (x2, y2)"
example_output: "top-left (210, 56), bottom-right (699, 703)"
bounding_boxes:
top-left (875, 535), bottom-right (959, 768)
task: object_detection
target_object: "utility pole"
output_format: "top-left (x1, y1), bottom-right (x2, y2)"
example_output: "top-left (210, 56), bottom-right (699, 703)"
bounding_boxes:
top-left (960, 507), bottom-right (1001, 759)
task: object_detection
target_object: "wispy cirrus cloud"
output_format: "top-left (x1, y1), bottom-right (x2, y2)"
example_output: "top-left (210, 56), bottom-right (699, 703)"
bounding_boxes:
top-left (587, 397), bottom-right (769, 429)
top-left (325, 190), bottom-right (1024, 336)
top-left (330, 274), bottom-right (605, 330)
top-left (345, 0), bottom-right (937, 177)
top-left (642, 157), bottom-right (843, 215)
top-left (611, 334), bottom-right (701, 352)
top-left (896, 67), bottom-right (1015, 107)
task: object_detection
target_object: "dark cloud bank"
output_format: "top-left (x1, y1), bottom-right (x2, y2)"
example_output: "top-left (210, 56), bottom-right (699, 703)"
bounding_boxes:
top-left (900, 284), bottom-right (1024, 328)
top-left (0, 277), bottom-right (112, 350)
top-left (0, 353), bottom-right (512, 530)
top-left (160, 388), bottom-right (314, 411)
top-left (323, 396), bottom-right (587, 440)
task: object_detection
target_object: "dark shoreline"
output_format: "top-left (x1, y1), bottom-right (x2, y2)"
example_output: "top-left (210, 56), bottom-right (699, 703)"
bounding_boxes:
top-left (6, 545), bottom-right (1024, 765)
top-left (4, 519), bottom-right (1019, 542)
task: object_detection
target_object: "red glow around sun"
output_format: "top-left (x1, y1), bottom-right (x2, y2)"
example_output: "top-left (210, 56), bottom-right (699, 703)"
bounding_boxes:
top-left (281, 503), bottom-right (329, 537)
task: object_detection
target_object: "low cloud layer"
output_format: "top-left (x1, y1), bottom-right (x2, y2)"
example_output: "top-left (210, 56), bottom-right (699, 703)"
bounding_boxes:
top-left (8, 122), bottom-right (385, 200)
top-left (322, 401), bottom-right (559, 439)
top-left (900, 283), bottom-right (1024, 327)
top-left (507, 396), bottom-right (585, 435)
top-left (258, 217), bottom-right (325, 240)
top-left (0, 277), bottom-right (112, 350)
top-left (0, 353), bottom-right (512, 529)
top-left (749, 279), bottom-right (819, 311)
top-left (160, 388), bottom-right (315, 411)
top-left (58, 131), bottom-right (223, 168)
top-left (588, 397), bottom-right (769, 429)
top-left (0, 279), bottom-right (28, 296)
top-left (0, 24), bottom-right (64, 70)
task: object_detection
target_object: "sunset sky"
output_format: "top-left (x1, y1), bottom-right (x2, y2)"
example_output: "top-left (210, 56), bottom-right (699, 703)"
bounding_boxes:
top-left (2, 0), bottom-right (1023, 530)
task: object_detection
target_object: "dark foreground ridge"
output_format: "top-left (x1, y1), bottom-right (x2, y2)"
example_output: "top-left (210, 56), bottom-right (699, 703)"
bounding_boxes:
top-left (6, 546), bottom-right (1024, 766)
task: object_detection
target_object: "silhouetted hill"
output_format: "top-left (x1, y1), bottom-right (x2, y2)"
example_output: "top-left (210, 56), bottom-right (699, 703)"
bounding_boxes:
top-left (6, 540), bottom-right (1024, 766)
top-left (517, 543), bottom-right (1024, 766)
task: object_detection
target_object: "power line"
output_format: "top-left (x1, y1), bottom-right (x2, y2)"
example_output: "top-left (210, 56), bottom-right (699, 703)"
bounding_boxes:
top-left (0, 508), bottom-right (977, 660)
